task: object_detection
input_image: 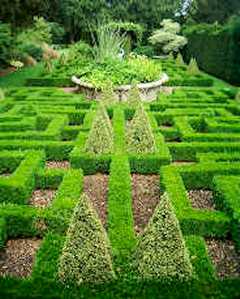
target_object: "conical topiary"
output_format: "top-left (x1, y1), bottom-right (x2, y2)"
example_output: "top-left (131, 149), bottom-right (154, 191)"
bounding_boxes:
top-left (128, 83), bottom-right (141, 109)
top-left (0, 88), bottom-right (4, 101)
top-left (187, 58), bottom-right (200, 75)
top-left (235, 91), bottom-right (240, 102)
top-left (84, 104), bottom-right (114, 154)
top-left (176, 53), bottom-right (185, 65)
top-left (127, 104), bottom-right (156, 153)
top-left (58, 193), bottom-right (116, 286)
top-left (100, 81), bottom-right (117, 107)
top-left (134, 193), bottom-right (193, 282)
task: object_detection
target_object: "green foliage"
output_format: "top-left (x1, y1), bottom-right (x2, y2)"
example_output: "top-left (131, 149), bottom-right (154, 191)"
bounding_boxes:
top-left (84, 105), bottom-right (114, 154)
top-left (183, 20), bottom-right (240, 85)
top-left (17, 17), bottom-right (52, 46)
top-left (0, 22), bottom-right (13, 66)
top-left (134, 193), bottom-right (193, 282)
top-left (0, 89), bottom-right (5, 100)
top-left (106, 22), bottom-right (144, 48)
top-left (149, 19), bottom-right (188, 54)
top-left (51, 49), bottom-right (162, 88)
top-left (187, 58), bottom-right (200, 75)
top-left (18, 43), bottom-right (43, 62)
top-left (133, 45), bottom-right (155, 57)
top-left (93, 25), bottom-right (127, 63)
top-left (49, 22), bottom-right (66, 44)
top-left (127, 104), bottom-right (156, 154)
top-left (58, 193), bottom-right (115, 286)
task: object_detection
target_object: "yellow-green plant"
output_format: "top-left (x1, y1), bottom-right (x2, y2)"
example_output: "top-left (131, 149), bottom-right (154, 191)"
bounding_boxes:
top-left (176, 53), bottom-right (185, 65)
top-left (127, 104), bottom-right (156, 153)
top-left (100, 82), bottom-right (117, 107)
top-left (235, 90), bottom-right (240, 101)
top-left (134, 193), bottom-right (193, 282)
top-left (84, 104), bottom-right (114, 154)
top-left (58, 193), bottom-right (115, 286)
top-left (0, 89), bottom-right (4, 101)
top-left (127, 83), bottom-right (141, 109)
top-left (187, 58), bottom-right (200, 75)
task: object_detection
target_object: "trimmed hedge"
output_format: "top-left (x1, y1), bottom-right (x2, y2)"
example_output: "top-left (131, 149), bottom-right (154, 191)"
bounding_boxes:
top-left (108, 155), bottom-right (136, 257)
top-left (134, 193), bottom-right (193, 283)
top-left (183, 22), bottom-right (240, 85)
top-left (58, 193), bottom-right (115, 286)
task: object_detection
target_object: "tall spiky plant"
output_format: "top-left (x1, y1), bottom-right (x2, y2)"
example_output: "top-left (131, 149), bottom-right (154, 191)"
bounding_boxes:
top-left (93, 25), bottom-right (127, 63)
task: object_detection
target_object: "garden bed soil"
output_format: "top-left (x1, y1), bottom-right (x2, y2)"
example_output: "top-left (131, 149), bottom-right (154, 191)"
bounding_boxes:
top-left (0, 238), bottom-right (42, 278)
top-left (132, 174), bottom-right (160, 234)
top-left (46, 161), bottom-right (70, 169)
top-left (188, 190), bottom-right (216, 210)
top-left (83, 174), bottom-right (108, 227)
top-left (29, 190), bottom-right (56, 208)
top-left (206, 239), bottom-right (240, 279)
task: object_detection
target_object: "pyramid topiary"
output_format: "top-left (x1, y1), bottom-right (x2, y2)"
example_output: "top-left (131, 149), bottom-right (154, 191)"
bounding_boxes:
top-left (128, 83), bottom-right (141, 109)
top-left (134, 193), bottom-right (193, 282)
top-left (176, 53), bottom-right (185, 65)
top-left (84, 104), bottom-right (114, 154)
top-left (0, 88), bottom-right (4, 101)
top-left (187, 58), bottom-right (200, 75)
top-left (127, 104), bottom-right (156, 153)
top-left (100, 81), bottom-right (117, 107)
top-left (235, 91), bottom-right (240, 102)
top-left (58, 193), bottom-right (116, 286)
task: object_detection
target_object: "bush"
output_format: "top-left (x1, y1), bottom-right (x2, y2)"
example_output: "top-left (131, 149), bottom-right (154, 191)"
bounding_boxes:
top-left (58, 193), bottom-right (115, 286)
top-left (18, 43), bottom-right (43, 62)
top-left (0, 22), bottom-right (13, 67)
top-left (127, 104), bottom-right (156, 153)
top-left (134, 193), bottom-right (193, 282)
top-left (133, 45), bottom-right (155, 57)
top-left (149, 19), bottom-right (188, 55)
top-left (84, 105), bottom-right (114, 154)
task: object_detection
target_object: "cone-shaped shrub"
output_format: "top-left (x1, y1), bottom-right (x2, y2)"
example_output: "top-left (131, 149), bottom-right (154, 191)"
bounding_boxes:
top-left (58, 193), bottom-right (115, 286)
top-left (187, 58), bottom-right (200, 75)
top-left (134, 193), bottom-right (193, 282)
top-left (176, 53), bottom-right (185, 65)
top-left (0, 89), bottom-right (4, 101)
top-left (127, 104), bottom-right (156, 153)
top-left (100, 82), bottom-right (117, 107)
top-left (128, 83), bottom-right (141, 109)
top-left (84, 104), bottom-right (114, 154)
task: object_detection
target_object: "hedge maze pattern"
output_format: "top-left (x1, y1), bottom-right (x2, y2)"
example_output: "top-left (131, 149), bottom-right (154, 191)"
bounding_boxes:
top-left (0, 86), bottom-right (240, 296)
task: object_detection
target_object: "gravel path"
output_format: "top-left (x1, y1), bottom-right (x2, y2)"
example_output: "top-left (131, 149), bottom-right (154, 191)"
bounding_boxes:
top-left (132, 174), bottom-right (160, 234)
top-left (0, 238), bottom-right (42, 278)
top-left (206, 239), bottom-right (240, 279)
top-left (83, 174), bottom-right (108, 227)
